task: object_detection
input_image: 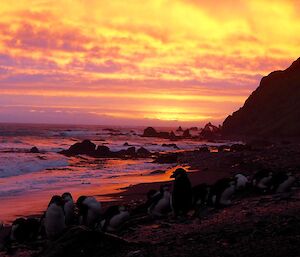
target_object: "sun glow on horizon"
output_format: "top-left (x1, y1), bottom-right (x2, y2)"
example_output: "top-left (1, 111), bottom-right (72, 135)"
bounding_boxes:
top-left (0, 0), bottom-right (299, 126)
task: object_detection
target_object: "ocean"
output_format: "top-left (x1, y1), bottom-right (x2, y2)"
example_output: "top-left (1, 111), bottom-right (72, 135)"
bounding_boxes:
top-left (0, 123), bottom-right (227, 223)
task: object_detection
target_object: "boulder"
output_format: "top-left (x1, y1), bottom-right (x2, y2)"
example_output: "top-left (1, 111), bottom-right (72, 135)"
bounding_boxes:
top-left (95, 145), bottom-right (111, 157)
top-left (155, 153), bottom-right (178, 163)
top-left (61, 140), bottom-right (96, 155)
top-left (183, 129), bottom-right (191, 138)
top-left (169, 131), bottom-right (178, 141)
top-left (142, 127), bottom-right (158, 137)
top-left (30, 146), bottom-right (40, 153)
top-left (199, 122), bottom-right (221, 139)
top-left (136, 147), bottom-right (151, 157)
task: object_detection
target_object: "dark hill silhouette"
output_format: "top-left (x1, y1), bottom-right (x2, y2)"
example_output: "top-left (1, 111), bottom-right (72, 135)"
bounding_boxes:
top-left (223, 57), bottom-right (300, 137)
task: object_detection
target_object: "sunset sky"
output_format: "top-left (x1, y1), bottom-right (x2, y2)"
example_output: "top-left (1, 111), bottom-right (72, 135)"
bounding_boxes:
top-left (0, 0), bottom-right (299, 126)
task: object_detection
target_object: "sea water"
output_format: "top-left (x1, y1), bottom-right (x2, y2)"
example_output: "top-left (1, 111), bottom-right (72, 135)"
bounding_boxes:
top-left (0, 123), bottom-right (228, 222)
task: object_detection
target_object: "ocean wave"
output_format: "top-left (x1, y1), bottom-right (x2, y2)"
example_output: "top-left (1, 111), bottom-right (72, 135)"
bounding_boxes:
top-left (0, 153), bottom-right (68, 178)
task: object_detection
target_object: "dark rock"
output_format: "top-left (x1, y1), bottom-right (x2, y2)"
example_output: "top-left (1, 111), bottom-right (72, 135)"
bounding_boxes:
top-left (136, 147), bottom-right (151, 157)
top-left (142, 127), bottom-right (170, 139)
top-left (223, 57), bottom-right (300, 137)
top-left (199, 122), bottom-right (221, 139)
top-left (230, 144), bottom-right (251, 152)
top-left (246, 139), bottom-right (272, 150)
top-left (60, 140), bottom-right (96, 156)
top-left (183, 129), bottom-right (191, 138)
top-left (95, 145), bottom-right (112, 157)
top-left (162, 143), bottom-right (179, 149)
top-left (125, 147), bottom-right (136, 156)
top-left (149, 169), bottom-right (166, 175)
top-left (218, 145), bottom-right (230, 152)
top-left (169, 131), bottom-right (178, 141)
top-left (123, 142), bottom-right (130, 146)
top-left (30, 146), bottom-right (40, 153)
top-left (198, 146), bottom-right (210, 153)
top-left (142, 127), bottom-right (158, 137)
top-left (176, 126), bottom-right (183, 132)
top-left (155, 153), bottom-right (178, 163)
top-left (39, 226), bottom-right (136, 257)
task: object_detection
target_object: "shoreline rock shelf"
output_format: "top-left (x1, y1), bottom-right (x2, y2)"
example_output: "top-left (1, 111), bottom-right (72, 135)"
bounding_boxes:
top-left (60, 140), bottom-right (152, 158)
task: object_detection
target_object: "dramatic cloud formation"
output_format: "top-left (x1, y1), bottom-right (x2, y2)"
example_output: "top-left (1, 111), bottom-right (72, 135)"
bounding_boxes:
top-left (0, 0), bottom-right (299, 126)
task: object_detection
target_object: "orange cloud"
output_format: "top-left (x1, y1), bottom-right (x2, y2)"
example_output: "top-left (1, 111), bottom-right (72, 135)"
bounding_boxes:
top-left (0, 0), bottom-right (299, 125)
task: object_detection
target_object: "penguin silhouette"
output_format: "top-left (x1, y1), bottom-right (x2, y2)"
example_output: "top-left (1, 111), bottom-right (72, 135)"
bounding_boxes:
top-left (76, 196), bottom-right (101, 228)
top-left (148, 184), bottom-right (172, 217)
top-left (100, 205), bottom-right (130, 232)
top-left (62, 192), bottom-right (75, 225)
top-left (170, 168), bottom-right (192, 217)
top-left (44, 195), bottom-right (66, 240)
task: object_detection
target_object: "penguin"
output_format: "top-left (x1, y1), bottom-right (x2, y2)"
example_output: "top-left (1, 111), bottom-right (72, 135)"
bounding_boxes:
top-left (252, 170), bottom-right (273, 191)
top-left (44, 195), bottom-right (66, 240)
top-left (234, 173), bottom-right (249, 190)
top-left (170, 168), bottom-right (192, 216)
top-left (191, 183), bottom-right (211, 217)
top-left (10, 218), bottom-right (40, 242)
top-left (62, 192), bottom-right (75, 225)
top-left (148, 184), bottom-right (172, 217)
top-left (270, 171), bottom-right (296, 193)
top-left (210, 178), bottom-right (236, 207)
top-left (100, 205), bottom-right (130, 232)
top-left (76, 196), bottom-right (101, 228)
top-left (10, 218), bottom-right (27, 242)
top-left (192, 183), bottom-right (210, 208)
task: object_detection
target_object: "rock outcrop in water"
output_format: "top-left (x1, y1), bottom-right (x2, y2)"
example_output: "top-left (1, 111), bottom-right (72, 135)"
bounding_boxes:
top-left (223, 57), bottom-right (300, 137)
top-left (199, 122), bottom-right (221, 139)
top-left (60, 140), bottom-right (152, 158)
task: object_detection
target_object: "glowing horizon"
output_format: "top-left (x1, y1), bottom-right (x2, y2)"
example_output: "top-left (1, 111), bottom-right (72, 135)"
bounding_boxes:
top-left (0, 0), bottom-right (299, 126)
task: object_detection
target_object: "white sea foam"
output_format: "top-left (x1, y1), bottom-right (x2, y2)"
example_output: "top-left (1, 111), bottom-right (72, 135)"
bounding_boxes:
top-left (0, 153), bottom-right (68, 178)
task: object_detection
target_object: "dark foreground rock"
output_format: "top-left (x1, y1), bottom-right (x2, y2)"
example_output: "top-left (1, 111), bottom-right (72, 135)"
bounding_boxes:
top-left (39, 226), bottom-right (141, 257)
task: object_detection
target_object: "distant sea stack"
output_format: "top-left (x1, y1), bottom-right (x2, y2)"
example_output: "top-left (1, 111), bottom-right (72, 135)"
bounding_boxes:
top-left (223, 57), bottom-right (300, 137)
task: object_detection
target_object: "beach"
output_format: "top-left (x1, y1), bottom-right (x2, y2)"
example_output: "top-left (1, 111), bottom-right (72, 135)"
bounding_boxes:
top-left (1, 136), bottom-right (300, 256)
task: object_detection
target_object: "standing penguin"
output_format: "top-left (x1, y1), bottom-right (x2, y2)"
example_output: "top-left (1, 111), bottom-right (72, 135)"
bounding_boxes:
top-left (252, 170), bottom-right (273, 192)
top-left (170, 168), bottom-right (192, 217)
top-left (44, 195), bottom-right (66, 240)
top-left (100, 205), bottom-right (130, 232)
top-left (76, 196), bottom-right (101, 228)
top-left (235, 173), bottom-right (249, 190)
top-left (210, 178), bottom-right (236, 207)
top-left (270, 171), bottom-right (296, 193)
top-left (62, 192), bottom-right (75, 226)
top-left (148, 184), bottom-right (172, 217)
top-left (191, 183), bottom-right (211, 217)
top-left (10, 218), bottom-right (38, 242)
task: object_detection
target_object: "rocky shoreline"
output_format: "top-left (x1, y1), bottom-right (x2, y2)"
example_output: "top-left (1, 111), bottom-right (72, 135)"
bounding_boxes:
top-left (1, 141), bottom-right (300, 257)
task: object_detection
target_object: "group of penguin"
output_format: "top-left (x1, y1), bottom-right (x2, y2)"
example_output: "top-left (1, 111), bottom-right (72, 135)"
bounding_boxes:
top-left (8, 167), bottom-right (296, 243)
top-left (146, 168), bottom-right (296, 217)
top-left (9, 193), bottom-right (130, 242)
